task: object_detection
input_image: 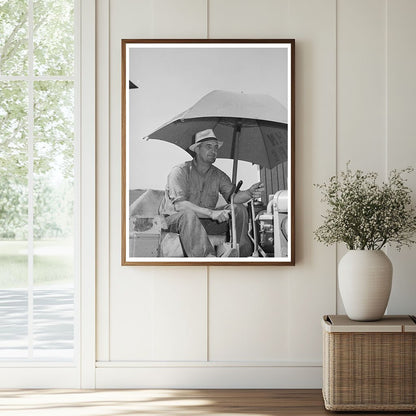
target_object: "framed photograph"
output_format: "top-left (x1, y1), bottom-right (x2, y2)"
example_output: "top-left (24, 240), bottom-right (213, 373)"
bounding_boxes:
top-left (122, 39), bottom-right (295, 266)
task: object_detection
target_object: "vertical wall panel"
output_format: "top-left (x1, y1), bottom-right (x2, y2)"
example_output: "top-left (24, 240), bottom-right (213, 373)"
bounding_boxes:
top-left (96, 0), bottom-right (110, 362)
top-left (336, 0), bottom-right (387, 313)
top-left (210, 0), bottom-right (289, 37)
top-left (110, 272), bottom-right (155, 359)
top-left (110, 270), bottom-right (207, 361)
top-left (151, 272), bottom-right (208, 361)
top-left (152, 0), bottom-right (207, 37)
top-left (286, 0), bottom-right (337, 361)
top-left (209, 268), bottom-right (290, 361)
top-left (337, 0), bottom-right (387, 172)
top-left (386, 0), bottom-right (416, 314)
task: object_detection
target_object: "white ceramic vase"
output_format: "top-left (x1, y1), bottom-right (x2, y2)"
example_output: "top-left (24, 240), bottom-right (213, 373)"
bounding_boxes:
top-left (338, 250), bottom-right (393, 321)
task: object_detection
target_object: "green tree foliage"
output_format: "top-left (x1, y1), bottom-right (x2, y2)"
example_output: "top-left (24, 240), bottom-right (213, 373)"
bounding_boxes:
top-left (34, 176), bottom-right (73, 239)
top-left (0, 81), bottom-right (28, 179)
top-left (33, 0), bottom-right (74, 75)
top-left (0, 81), bottom-right (28, 238)
top-left (0, 177), bottom-right (27, 238)
top-left (0, 0), bottom-right (74, 240)
top-left (0, 0), bottom-right (28, 75)
top-left (34, 81), bottom-right (74, 177)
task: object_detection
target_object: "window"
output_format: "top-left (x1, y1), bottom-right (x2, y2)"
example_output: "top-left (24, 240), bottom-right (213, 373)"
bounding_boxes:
top-left (0, 0), bottom-right (77, 361)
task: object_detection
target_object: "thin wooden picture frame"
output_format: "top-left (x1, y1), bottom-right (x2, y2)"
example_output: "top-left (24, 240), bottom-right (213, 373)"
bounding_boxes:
top-left (122, 39), bottom-right (295, 266)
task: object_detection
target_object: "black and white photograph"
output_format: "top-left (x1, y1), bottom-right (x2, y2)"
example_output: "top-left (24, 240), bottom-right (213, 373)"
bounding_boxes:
top-left (122, 39), bottom-right (295, 265)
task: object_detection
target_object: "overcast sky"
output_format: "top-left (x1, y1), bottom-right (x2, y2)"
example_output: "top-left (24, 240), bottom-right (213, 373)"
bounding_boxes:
top-left (127, 43), bottom-right (289, 191)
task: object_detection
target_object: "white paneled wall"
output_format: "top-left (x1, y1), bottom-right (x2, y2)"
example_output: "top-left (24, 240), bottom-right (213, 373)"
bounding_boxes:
top-left (208, 268), bottom-right (290, 362)
top-left (336, 0), bottom-right (388, 312)
top-left (96, 0), bottom-right (416, 388)
top-left (110, 268), bottom-right (208, 361)
top-left (386, 0), bottom-right (416, 314)
top-left (337, 0), bottom-right (387, 172)
top-left (209, 0), bottom-right (290, 37)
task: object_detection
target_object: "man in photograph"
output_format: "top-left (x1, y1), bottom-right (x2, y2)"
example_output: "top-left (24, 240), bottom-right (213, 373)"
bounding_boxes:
top-left (159, 129), bottom-right (264, 257)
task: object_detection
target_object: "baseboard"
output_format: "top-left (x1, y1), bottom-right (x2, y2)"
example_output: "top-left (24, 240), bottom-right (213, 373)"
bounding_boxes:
top-left (0, 367), bottom-right (80, 388)
top-left (95, 365), bottom-right (323, 388)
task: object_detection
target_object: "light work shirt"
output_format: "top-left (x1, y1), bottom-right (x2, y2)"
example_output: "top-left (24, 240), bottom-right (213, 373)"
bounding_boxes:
top-left (160, 160), bottom-right (234, 215)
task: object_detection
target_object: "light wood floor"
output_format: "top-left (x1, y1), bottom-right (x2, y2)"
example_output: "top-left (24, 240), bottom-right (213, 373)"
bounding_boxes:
top-left (0, 389), bottom-right (413, 415)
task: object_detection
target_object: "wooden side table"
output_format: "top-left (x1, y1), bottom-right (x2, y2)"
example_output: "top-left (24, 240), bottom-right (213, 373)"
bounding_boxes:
top-left (322, 315), bottom-right (416, 411)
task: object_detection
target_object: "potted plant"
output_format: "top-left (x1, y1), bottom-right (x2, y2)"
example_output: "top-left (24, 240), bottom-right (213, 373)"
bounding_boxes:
top-left (314, 164), bottom-right (416, 321)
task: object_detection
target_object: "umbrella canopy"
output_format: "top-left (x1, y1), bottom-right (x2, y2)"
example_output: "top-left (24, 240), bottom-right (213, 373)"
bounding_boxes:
top-left (144, 90), bottom-right (288, 183)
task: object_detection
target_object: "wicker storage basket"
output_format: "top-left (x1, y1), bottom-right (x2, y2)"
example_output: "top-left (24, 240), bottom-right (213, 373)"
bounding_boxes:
top-left (322, 315), bottom-right (416, 411)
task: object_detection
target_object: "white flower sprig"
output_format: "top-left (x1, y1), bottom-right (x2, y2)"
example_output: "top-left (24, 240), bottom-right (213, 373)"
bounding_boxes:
top-left (314, 163), bottom-right (416, 250)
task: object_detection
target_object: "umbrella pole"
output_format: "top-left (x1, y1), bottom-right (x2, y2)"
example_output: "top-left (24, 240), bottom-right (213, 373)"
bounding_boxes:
top-left (230, 193), bottom-right (238, 250)
top-left (249, 200), bottom-right (259, 257)
top-left (231, 122), bottom-right (242, 185)
top-left (230, 123), bottom-right (241, 253)
top-left (229, 180), bottom-right (242, 253)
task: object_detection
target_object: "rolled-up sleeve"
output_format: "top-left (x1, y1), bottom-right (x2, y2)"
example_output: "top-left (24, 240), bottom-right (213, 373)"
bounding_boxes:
top-left (218, 171), bottom-right (234, 202)
top-left (167, 165), bottom-right (188, 204)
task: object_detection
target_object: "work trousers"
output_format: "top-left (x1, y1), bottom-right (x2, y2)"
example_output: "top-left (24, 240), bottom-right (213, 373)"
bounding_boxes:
top-left (165, 204), bottom-right (252, 257)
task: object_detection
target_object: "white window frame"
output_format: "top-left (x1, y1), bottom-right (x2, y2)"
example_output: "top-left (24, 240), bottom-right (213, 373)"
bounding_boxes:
top-left (0, 0), bottom-right (95, 388)
top-left (79, 0), bottom-right (96, 389)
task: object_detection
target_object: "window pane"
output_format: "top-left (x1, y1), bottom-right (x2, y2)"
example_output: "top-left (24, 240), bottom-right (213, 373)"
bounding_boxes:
top-left (33, 81), bottom-right (74, 257)
top-left (33, 80), bottom-right (74, 359)
top-left (0, 0), bottom-right (28, 76)
top-left (33, 287), bottom-right (74, 360)
top-left (33, 0), bottom-right (74, 76)
top-left (0, 81), bottom-right (28, 359)
top-left (0, 81), bottom-right (28, 243)
top-left (0, 289), bottom-right (28, 359)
